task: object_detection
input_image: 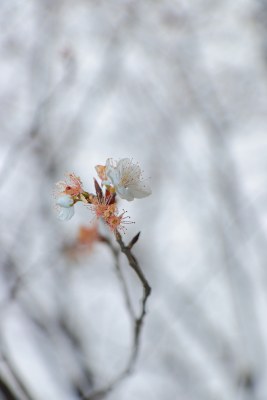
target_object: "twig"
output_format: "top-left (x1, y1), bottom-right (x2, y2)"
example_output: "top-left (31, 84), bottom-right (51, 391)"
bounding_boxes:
top-left (84, 231), bottom-right (151, 400)
top-left (100, 236), bottom-right (135, 320)
top-left (115, 231), bottom-right (151, 363)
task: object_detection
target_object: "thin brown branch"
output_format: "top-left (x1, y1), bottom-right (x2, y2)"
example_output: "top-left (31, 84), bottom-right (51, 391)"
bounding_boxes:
top-left (84, 231), bottom-right (151, 400)
top-left (115, 231), bottom-right (151, 363)
top-left (100, 236), bottom-right (135, 320)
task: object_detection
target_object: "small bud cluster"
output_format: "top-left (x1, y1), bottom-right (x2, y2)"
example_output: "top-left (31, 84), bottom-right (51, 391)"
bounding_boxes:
top-left (54, 158), bottom-right (151, 234)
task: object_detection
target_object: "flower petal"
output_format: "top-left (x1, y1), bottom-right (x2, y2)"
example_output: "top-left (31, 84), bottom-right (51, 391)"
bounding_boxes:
top-left (95, 165), bottom-right (107, 181)
top-left (106, 166), bottom-right (121, 186)
top-left (56, 194), bottom-right (73, 208)
top-left (116, 185), bottom-right (135, 201)
top-left (105, 157), bottom-right (151, 201)
top-left (58, 206), bottom-right (75, 221)
top-left (117, 158), bottom-right (141, 179)
top-left (128, 183), bottom-right (151, 199)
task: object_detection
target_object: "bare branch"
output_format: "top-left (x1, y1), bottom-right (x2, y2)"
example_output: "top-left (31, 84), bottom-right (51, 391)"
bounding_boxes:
top-left (100, 235), bottom-right (135, 320)
top-left (84, 231), bottom-right (151, 400)
top-left (115, 231), bottom-right (151, 362)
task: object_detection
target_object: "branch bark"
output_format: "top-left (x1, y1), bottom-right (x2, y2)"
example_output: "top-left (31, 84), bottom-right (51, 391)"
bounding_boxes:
top-left (84, 231), bottom-right (151, 400)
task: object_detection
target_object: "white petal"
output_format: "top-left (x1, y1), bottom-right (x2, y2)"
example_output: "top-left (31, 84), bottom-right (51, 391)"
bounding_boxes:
top-left (105, 158), bottom-right (150, 201)
top-left (128, 183), bottom-right (151, 199)
top-left (117, 158), bottom-right (130, 173)
top-left (56, 195), bottom-right (73, 208)
top-left (102, 180), bottom-right (110, 186)
top-left (117, 158), bottom-right (141, 179)
top-left (106, 158), bottom-right (117, 168)
top-left (116, 185), bottom-right (135, 201)
top-left (58, 206), bottom-right (74, 221)
top-left (106, 166), bottom-right (121, 186)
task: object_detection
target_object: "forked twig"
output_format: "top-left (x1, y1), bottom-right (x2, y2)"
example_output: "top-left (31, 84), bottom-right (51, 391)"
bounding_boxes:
top-left (100, 236), bottom-right (135, 320)
top-left (115, 231), bottom-right (151, 363)
top-left (85, 231), bottom-right (151, 400)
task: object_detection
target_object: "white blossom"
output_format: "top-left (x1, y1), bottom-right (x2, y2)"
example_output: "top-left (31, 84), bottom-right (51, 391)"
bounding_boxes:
top-left (56, 195), bottom-right (75, 221)
top-left (105, 158), bottom-right (151, 201)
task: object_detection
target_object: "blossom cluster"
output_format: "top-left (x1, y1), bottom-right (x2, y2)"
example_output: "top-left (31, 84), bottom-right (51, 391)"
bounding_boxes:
top-left (55, 158), bottom-right (151, 233)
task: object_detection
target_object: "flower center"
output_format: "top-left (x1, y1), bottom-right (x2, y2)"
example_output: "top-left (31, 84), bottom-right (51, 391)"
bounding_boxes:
top-left (119, 163), bottom-right (140, 188)
top-left (120, 174), bottom-right (132, 187)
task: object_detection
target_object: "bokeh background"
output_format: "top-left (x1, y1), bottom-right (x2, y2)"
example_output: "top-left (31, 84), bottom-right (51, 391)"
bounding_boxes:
top-left (1, 0), bottom-right (267, 399)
